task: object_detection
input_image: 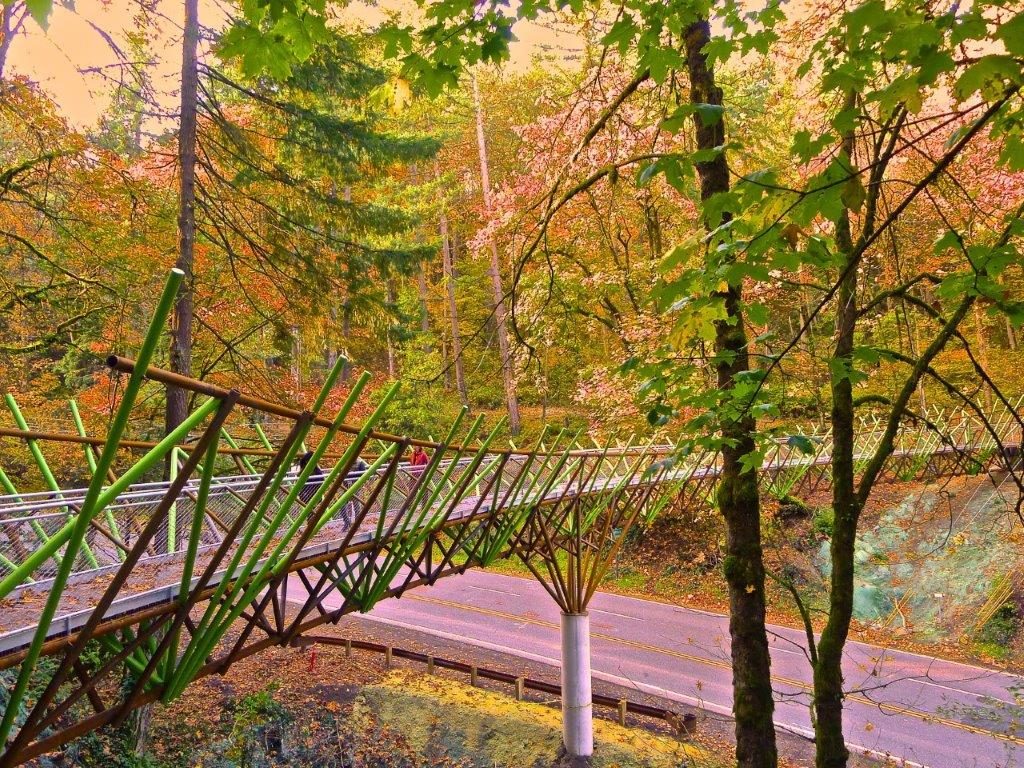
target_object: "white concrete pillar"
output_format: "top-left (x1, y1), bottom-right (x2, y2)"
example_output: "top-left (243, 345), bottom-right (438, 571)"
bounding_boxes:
top-left (560, 611), bottom-right (594, 757)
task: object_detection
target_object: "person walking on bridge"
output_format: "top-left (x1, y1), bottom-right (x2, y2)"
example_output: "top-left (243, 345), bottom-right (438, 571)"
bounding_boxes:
top-left (401, 445), bottom-right (430, 497)
top-left (341, 457), bottom-right (369, 529)
top-left (410, 445), bottom-right (429, 467)
top-left (296, 451), bottom-right (325, 505)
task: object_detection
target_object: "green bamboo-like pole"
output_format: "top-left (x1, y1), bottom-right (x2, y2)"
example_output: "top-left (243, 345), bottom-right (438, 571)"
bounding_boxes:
top-left (0, 550), bottom-right (20, 574)
top-left (368, 464), bottom-right (399, 559)
top-left (0, 401), bottom-right (221, 599)
top-left (68, 400), bottom-right (98, 475)
top-left (501, 426), bottom-right (552, 506)
top-left (167, 446), bottom-right (180, 553)
top-left (178, 439), bottom-right (220, 599)
top-left (0, 269), bottom-right (185, 748)
top-left (362, 418), bottom-right (507, 608)
top-left (579, 436), bottom-right (652, 532)
top-left (264, 379), bottom-right (398, 544)
top-left (162, 425), bottom-right (310, 700)
top-left (4, 396), bottom-right (65, 496)
top-left (163, 434), bottom-right (221, 683)
top-left (253, 423), bottom-right (273, 451)
top-left (92, 407), bottom-right (217, 512)
top-left (500, 427), bottom-right (573, 524)
top-left (166, 359), bottom-right (358, 696)
top-left (524, 438), bottom-right (585, 522)
top-left (167, 436), bottom-right (371, 694)
top-left (5, 395), bottom-right (99, 569)
top-left (70, 399), bottom-right (124, 551)
top-left (373, 408), bottom-right (472, 539)
top-left (475, 427), bottom-right (559, 564)
top-left (308, 443), bottom-right (399, 540)
top-left (223, 381), bottom-right (401, 608)
top-left (0, 468), bottom-right (24, 504)
top-left (184, 361), bottom-right (356, 619)
top-left (370, 414), bottom-right (486, 547)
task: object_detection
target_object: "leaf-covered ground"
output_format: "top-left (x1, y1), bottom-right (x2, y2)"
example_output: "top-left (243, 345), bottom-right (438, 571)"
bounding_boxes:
top-left (125, 623), bottom-right (724, 768)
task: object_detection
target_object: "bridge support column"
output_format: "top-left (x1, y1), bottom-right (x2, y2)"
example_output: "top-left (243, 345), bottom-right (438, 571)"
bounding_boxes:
top-left (560, 611), bottom-right (593, 758)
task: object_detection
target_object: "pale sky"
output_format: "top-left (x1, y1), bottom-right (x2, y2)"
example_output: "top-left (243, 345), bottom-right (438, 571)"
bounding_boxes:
top-left (7, 0), bottom-right (583, 129)
top-left (7, 0), bottom-right (201, 128)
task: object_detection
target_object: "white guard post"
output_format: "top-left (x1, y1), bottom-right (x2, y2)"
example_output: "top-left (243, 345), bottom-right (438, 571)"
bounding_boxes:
top-left (560, 611), bottom-right (594, 757)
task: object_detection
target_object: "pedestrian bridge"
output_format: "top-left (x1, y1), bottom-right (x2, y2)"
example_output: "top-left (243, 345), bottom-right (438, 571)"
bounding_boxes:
top-left (0, 271), bottom-right (1019, 766)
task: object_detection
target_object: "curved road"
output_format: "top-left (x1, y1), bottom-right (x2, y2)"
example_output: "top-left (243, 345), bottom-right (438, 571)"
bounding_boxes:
top-left (316, 570), bottom-right (1024, 768)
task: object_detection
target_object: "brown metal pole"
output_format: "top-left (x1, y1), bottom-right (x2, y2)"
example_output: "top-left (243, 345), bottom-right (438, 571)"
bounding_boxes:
top-left (106, 356), bottom-right (667, 460)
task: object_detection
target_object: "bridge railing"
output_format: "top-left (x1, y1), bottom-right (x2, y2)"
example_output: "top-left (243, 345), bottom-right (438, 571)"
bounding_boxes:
top-left (2, 406), bottom-right (1022, 592)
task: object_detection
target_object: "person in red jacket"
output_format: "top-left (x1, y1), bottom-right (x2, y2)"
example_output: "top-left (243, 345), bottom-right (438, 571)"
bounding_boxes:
top-left (409, 445), bottom-right (429, 467)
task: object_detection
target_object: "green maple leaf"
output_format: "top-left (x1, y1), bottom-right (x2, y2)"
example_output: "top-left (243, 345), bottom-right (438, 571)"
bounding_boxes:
top-left (997, 11), bottom-right (1024, 56)
top-left (24, 0), bottom-right (52, 28)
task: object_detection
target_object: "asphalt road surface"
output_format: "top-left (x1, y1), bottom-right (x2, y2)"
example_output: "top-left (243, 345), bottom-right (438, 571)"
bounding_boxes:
top-left (298, 570), bottom-right (1024, 768)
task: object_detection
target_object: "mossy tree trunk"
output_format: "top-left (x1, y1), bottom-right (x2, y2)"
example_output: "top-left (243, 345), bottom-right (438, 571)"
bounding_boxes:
top-left (685, 19), bottom-right (778, 768)
top-left (167, 0), bottom-right (199, 441)
top-left (813, 127), bottom-right (858, 766)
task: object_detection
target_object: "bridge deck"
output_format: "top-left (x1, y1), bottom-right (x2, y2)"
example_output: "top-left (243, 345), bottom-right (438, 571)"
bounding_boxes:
top-left (0, 457), bottom-right (672, 657)
top-left (0, 440), bottom-right (1005, 659)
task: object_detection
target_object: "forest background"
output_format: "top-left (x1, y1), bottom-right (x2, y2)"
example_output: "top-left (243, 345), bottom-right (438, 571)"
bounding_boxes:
top-left (1, 0), bottom-right (1023, 766)
top-left (1, 0), bottom-right (1021, 453)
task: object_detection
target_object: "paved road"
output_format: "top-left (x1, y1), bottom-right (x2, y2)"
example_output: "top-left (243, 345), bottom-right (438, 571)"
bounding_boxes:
top-left (324, 570), bottom-right (1024, 768)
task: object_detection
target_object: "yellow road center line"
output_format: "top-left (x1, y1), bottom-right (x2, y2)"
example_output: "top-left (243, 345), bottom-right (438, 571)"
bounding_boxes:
top-left (404, 593), bottom-right (1024, 746)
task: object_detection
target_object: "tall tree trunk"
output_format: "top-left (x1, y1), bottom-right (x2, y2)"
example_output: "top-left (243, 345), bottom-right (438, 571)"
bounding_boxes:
top-left (386, 278), bottom-right (397, 378)
top-left (130, 702), bottom-right (153, 759)
top-left (811, 93), bottom-right (1002, 768)
top-left (167, 0), bottom-right (199, 439)
top-left (684, 21), bottom-right (777, 768)
top-left (154, 3), bottom-right (199, 731)
top-left (473, 72), bottom-right (521, 435)
top-left (326, 305), bottom-right (339, 370)
top-left (341, 301), bottom-right (352, 382)
top-left (410, 166), bottom-right (432, 351)
top-left (325, 184), bottom-right (340, 374)
top-left (442, 215), bottom-right (469, 405)
top-left (291, 324), bottom-right (302, 388)
top-left (339, 185), bottom-right (353, 383)
top-left (441, 335), bottom-right (451, 388)
top-left (814, 121), bottom-right (858, 768)
top-left (417, 263), bottom-right (431, 339)
top-left (0, 2), bottom-right (21, 79)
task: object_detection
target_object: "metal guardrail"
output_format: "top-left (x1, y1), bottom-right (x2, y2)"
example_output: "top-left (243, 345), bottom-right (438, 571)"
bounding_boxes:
top-left (294, 634), bottom-right (699, 736)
